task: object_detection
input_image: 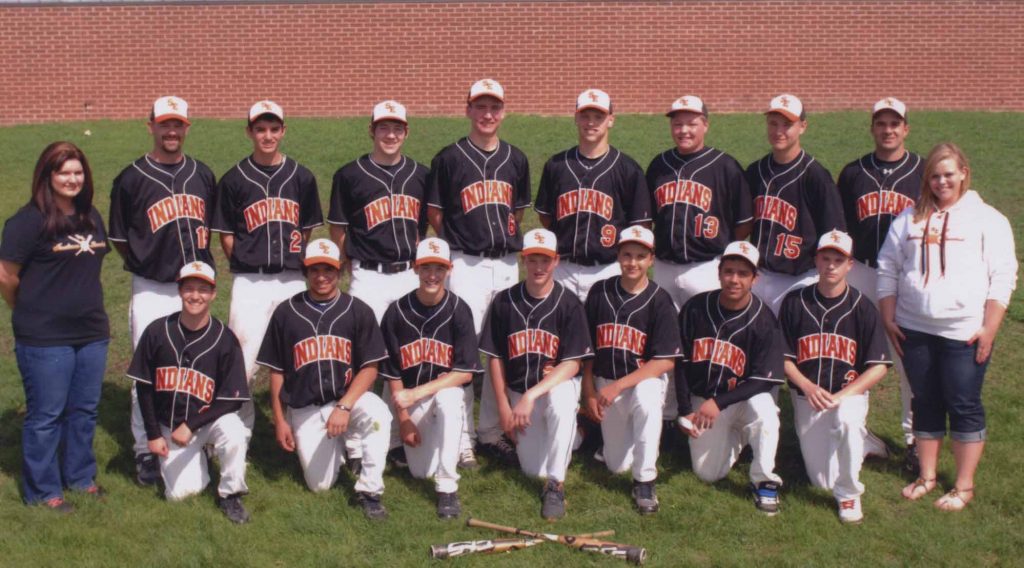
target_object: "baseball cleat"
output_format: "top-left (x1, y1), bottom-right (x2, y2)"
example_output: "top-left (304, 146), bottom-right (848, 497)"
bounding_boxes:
top-left (751, 481), bottom-right (781, 516)
top-left (355, 491), bottom-right (389, 521)
top-left (135, 453), bottom-right (161, 486)
top-left (436, 491), bottom-right (462, 519)
top-left (218, 493), bottom-right (251, 524)
top-left (632, 480), bottom-right (659, 515)
top-left (347, 457), bottom-right (363, 477)
top-left (541, 479), bottom-right (566, 521)
top-left (864, 431), bottom-right (890, 460)
top-left (457, 448), bottom-right (479, 470)
top-left (478, 436), bottom-right (519, 467)
top-left (387, 447), bottom-right (408, 469)
top-left (837, 498), bottom-right (864, 524)
top-left (903, 442), bottom-right (920, 475)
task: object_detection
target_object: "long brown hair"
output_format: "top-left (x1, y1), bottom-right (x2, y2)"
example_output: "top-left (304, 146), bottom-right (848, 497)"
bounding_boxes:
top-left (30, 141), bottom-right (96, 238)
top-left (913, 142), bottom-right (971, 222)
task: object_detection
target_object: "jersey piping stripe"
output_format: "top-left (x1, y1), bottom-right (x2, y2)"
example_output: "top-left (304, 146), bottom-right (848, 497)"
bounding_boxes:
top-left (659, 147), bottom-right (723, 261)
top-left (754, 151), bottom-right (814, 266)
top-left (564, 148), bottom-right (620, 260)
top-left (133, 157), bottom-right (202, 266)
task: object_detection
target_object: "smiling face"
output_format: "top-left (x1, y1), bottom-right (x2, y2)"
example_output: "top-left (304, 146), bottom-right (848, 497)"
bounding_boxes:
top-left (466, 96), bottom-right (505, 139)
top-left (148, 118), bottom-right (189, 156)
top-left (766, 112), bottom-right (806, 155)
top-left (670, 111), bottom-right (708, 155)
top-left (523, 253), bottom-right (557, 289)
top-left (617, 242), bottom-right (653, 284)
top-left (415, 262), bottom-right (449, 295)
top-left (178, 278), bottom-right (216, 318)
top-left (575, 108), bottom-right (614, 146)
top-left (814, 248), bottom-right (853, 288)
top-left (928, 157), bottom-right (967, 209)
top-left (305, 263), bottom-right (340, 300)
top-left (247, 117), bottom-right (286, 158)
top-left (370, 119), bottom-right (408, 159)
top-left (871, 110), bottom-right (909, 154)
top-left (718, 258), bottom-right (756, 306)
top-left (50, 158), bottom-right (85, 204)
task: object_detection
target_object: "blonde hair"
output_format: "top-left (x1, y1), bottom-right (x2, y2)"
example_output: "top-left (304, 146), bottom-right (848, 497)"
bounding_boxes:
top-left (914, 142), bottom-right (971, 222)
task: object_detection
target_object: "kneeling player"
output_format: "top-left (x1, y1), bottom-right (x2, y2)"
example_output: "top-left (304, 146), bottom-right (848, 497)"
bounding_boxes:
top-left (127, 262), bottom-right (252, 523)
top-left (258, 239), bottom-right (393, 520)
top-left (676, 242), bottom-right (786, 515)
top-left (480, 229), bottom-right (593, 521)
top-left (380, 238), bottom-right (481, 519)
top-left (583, 226), bottom-right (681, 514)
top-left (779, 231), bottom-right (891, 524)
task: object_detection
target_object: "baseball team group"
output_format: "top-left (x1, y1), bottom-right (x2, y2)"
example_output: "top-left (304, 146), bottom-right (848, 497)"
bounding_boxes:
top-left (2, 79), bottom-right (1016, 529)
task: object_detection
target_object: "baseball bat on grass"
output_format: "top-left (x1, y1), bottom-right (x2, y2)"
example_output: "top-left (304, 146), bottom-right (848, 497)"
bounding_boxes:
top-left (466, 517), bottom-right (647, 565)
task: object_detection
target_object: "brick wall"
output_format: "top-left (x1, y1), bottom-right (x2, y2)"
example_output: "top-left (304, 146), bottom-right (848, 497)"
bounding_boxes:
top-left (0, 1), bottom-right (1020, 125)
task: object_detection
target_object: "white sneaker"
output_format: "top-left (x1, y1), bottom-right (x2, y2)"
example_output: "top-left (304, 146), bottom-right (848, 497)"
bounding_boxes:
top-left (837, 498), bottom-right (864, 524)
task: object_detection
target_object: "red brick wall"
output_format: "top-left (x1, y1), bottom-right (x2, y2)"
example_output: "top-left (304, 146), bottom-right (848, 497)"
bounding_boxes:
top-left (1, 1), bottom-right (1020, 125)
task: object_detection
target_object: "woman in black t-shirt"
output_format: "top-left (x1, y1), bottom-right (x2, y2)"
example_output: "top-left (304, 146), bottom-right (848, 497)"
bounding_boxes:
top-left (0, 142), bottom-right (110, 512)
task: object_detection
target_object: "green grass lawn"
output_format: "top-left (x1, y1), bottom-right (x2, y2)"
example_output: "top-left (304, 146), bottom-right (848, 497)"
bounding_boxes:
top-left (0, 112), bottom-right (1022, 567)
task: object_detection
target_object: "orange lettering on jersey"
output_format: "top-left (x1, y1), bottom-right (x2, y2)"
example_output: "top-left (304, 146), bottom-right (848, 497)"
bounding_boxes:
top-left (146, 194), bottom-right (206, 233)
top-left (459, 181), bottom-right (513, 212)
top-left (507, 329), bottom-right (560, 359)
top-left (753, 195), bottom-right (797, 231)
top-left (595, 323), bottom-right (647, 356)
top-left (855, 191), bottom-right (915, 222)
top-left (399, 338), bottom-right (454, 369)
top-left (690, 337), bottom-right (747, 376)
top-left (292, 335), bottom-right (353, 370)
top-left (796, 333), bottom-right (858, 366)
top-left (365, 194), bottom-right (421, 230)
top-left (242, 198), bottom-right (300, 232)
top-left (555, 188), bottom-right (614, 221)
top-left (154, 366), bottom-right (216, 404)
top-left (653, 180), bottom-right (713, 211)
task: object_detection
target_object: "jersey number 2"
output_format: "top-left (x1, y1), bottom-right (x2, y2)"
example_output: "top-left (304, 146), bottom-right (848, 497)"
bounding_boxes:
top-left (289, 230), bottom-right (302, 253)
top-left (773, 234), bottom-right (803, 259)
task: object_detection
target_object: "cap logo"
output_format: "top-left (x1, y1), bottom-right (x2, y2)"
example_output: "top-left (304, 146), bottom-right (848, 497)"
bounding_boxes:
top-left (385, 102), bottom-right (396, 113)
top-left (679, 97), bottom-right (689, 106)
top-left (166, 98), bottom-right (179, 110)
top-left (318, 242), bottom-right (331, 254)
top-left (884, 98), bottom-right (894, 107)
top-left (831, 231), bottom-right (842, 243)
top-left (482, 80), bottom-right (493, 90)
top-left (631, 227), bottom-right (642, 238)
top-left (587, 90), bottom-right (599, 102)
top-left (779, 96), bottom-right (790, 108)
top-left (428, 241), bottom-right (440, 253)
top-left (260, 102), bottom-right (272, 111)
top-left (533, 233), bottom-right (545, 244)
top-left (739, 243), bottom-right (750, 253)
top-left (191, 262), bottom-right (203, 271)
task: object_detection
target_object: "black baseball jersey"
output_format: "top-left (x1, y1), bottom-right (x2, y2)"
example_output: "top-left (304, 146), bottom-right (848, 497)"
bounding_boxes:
top-left (210, 156), bottom-right (323, 273)
top-left (127, 313), bottom-right (249, 431)
top-left (746, 151), bottom-right (846, 275)
top-left (646, 147), bottom-right (753, 263)
top-left (779, 284), bottom-right (892, 395)
top-left (108, 155), bottom-right (216, 282)
top-left (837, 152), bottom-right (923, 265)
top-left (480, 282), bottom-right (593, 394)
top-left (257, 291), bottom-right (388, 408)
top-left (676, 290), bottom-right (785, 414)
top-left (584, 277), bottom-right (682, 380)
top-left (426, 138), bottom-right (531, 255)
top-left (328, 155), bottom-right (429, 263)
top-left (379, 290), bottom-right (482, 390)
top-left (534, 146), bottom-right (651, 264)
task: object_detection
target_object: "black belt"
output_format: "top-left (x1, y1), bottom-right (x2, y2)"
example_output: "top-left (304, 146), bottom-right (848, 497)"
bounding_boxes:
top-left (461, 250), bottom-right (508, 259)
top-left (358, 260), bottom-right (411, 274)
top-left (560, 255), bottom-right (602, 267)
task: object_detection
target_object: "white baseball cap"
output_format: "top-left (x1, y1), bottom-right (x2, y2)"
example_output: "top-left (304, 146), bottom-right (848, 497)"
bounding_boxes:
top-left (372, 100), bottom-right (408, 124)
top-left (152, 96), bottom-right (190, 125)
top-left (721, 241), bottom-right (760, 269)
top-left (415, 237), bottom-right (452, 267)
top-left (667, 95), bottom-right (707, 117)
top-left (576, 89), bottom-right (612, 114)
top-left (522, 229), bottom-right (557, 258)
top-left (872, 97), bottom-right (907, 119)
top-left (248, 100), bottom-right (284, 123)
top-left (468, 79), bottom-right (505, 103)
top-left (177, 261), bottom-right (215, 285)
top-left (817, 230), bottom-right (854, 257)
top-left (618, 225), bottom-right (655, 250)
top-left (303, 238), bottom-right (341, 269)
top-left (766, 94), bottom-right (804, 122)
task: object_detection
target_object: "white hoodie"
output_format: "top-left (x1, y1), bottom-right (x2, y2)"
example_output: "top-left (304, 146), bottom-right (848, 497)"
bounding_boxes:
top-left (877, 190), bottom-right (1017, 341)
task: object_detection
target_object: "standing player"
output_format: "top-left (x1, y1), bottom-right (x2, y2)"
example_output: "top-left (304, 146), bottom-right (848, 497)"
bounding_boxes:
top-left (676, 241), bottom-right (786, 515)
top-left (534, 89), bottom-right (651, 302)
top-left (426, 79), bottom-right (531, 465)
top-left (211, 100), bottom-right (323, 424)
top-left (746, 94), bottom-right (846, 315)
top-left (379, 237), bottom-right (481, 519)
top-left (127, 262), bottom-right (252, 523)
top-left (779, 231), bottom-right (892, 524)
top-left (837, 97), bottom-right (923, 471)
top-left (108, 96), bottom-right (217, 486)
top-left (328, 100), bottom-right (428, 321)
top-left (480, 229), bottom-right (593, 520)
top-left (582, 226), bottom-right (680, 514)
top-left (257, 239), bottom-right (393, 520)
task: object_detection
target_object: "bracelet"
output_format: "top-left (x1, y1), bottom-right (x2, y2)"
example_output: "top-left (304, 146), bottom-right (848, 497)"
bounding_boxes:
top-left (335, 402), bottom-right (352, 412)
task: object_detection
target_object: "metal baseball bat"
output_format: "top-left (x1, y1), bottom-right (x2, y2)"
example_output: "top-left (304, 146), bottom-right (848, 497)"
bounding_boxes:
top-left (466, 518), bottom-right (646, 564)
top-left (429, 538), bottom-right (544, 559)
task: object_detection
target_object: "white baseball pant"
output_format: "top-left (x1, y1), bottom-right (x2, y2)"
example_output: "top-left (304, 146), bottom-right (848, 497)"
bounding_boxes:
top-left (506, 378), bottom-right (581, 483)
top-left (448, 251), bottom-right (519, 449)
top-left (130, 275), bottom-right (183, 456)
top-left (653, 257), bottom-right (722, 419)
top-left (228, 271), bottom-right (307, 429)
top-left (401, 386), bottom-right (465, 494)
top-left (287, 393), bottom-right (392, 495)
top-left (349, 264), bottom-right (420, 322)
top-left (847, 260), bottom-right (914, 445)
top-left (687, 392), bottom-right (783, 485)
top-left (554, 260), bottom-right (620, 303)
top-left (596, 375), bottom-right (666, 483)
top-left (751, 268), bottom-right (818, 316)
top-left (158, 412), bottom-right (250, 501)
top-left (790, 390), bottom-right (868, 500)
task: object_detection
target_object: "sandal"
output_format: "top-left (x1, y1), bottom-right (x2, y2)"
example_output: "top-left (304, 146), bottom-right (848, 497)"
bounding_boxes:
top-left (901, 477), bottom-right (936, 501)
top-left (935, 487), bottom-right (974, 512)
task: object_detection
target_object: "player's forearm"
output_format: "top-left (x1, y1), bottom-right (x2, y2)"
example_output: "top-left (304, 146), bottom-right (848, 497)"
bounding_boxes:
top-left (733, 221), bottom-right (753, 241)
top-left (613, 358), bottom-right (675, 391)
top-left (219, 233), bottom-right (234, 259)
top-left (389, 380), bottom-right (414, 422)
top-left (328, 225), bottom-right (349, 266)
top-left (269, 371), bottom-right (287, 424)
top-left (489, 357), bottom-right (512, 410)
top-left (427, 207), bottom-right (444, 237)
top-left (186, 400), bottom-right (242, 432)
top-left (523, 359), bottom-right (581, 401)
top-left (836, 364), bottom-right (889, 399)
top-left (783, 360), bottom-right (818, 392)
top-left (581, 360), bottom-right (597, 398)
top-left (537, 213), bottom-right (553, 230)
top-left (135, 382), bottom-right (163, 441)
top-left (417, 371), bottom-right (473, 399)
top-left (514, 209), bottom-right (525, 225)
top-left (339, 363), bottom-right (378, 409)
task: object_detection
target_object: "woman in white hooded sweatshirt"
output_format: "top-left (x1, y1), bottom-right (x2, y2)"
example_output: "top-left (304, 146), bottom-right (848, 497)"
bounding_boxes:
top-left (876, 142), bottom-right (1017, 511)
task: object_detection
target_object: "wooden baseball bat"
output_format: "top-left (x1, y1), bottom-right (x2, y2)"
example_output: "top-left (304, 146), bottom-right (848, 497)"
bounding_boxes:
top-left (429, 538), bottom-right (544, 559)
top-left (466, 518), bottom-right (646, 565)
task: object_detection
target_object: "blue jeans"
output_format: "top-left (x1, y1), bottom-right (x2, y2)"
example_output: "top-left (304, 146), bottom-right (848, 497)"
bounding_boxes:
top-left (899, 328), bottom-right (988, 442)
top-left (16, 340), bottom-right (109, 504)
